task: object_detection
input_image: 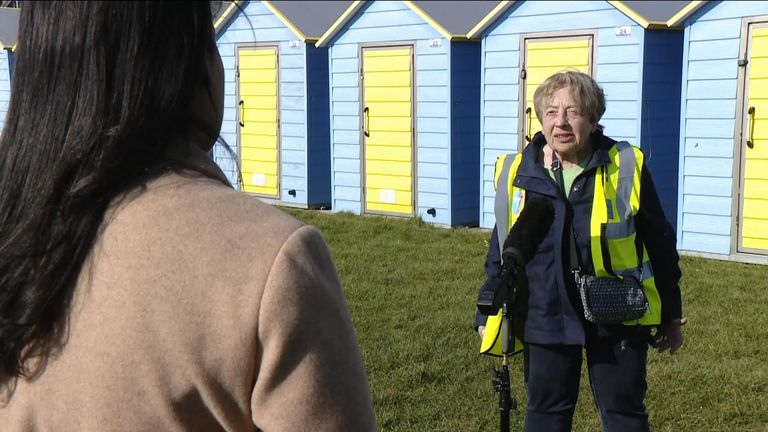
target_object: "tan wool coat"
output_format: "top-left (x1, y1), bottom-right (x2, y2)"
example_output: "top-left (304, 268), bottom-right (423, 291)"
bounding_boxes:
top-left (0, 155), bottom-right (376, 431)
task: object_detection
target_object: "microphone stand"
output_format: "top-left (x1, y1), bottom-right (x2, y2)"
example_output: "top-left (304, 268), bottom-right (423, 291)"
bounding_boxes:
top-left (491, 298), bottom-right (517, 432)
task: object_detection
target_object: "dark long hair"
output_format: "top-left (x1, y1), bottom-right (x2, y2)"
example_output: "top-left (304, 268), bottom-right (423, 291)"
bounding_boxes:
top-left (0, 2), bottom-right (217, 378)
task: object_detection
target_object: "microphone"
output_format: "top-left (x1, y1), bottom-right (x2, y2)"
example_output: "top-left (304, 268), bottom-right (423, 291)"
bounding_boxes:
top-left (501, 198), bottom-right (555, 272)
top-left (476, 198), bottom-right (555, 316)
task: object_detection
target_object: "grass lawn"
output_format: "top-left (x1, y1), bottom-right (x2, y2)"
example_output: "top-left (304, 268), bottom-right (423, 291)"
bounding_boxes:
top-left (283, 207), bottom-right (768, 431)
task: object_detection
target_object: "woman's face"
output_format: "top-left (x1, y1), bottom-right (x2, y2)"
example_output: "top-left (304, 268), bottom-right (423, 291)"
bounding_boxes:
top-left (541, 86), bottom-right (595, 160)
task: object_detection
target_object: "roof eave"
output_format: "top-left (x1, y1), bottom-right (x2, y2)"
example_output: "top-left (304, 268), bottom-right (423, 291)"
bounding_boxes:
top-left (316, 0), bottom-right (366, 47)
top-left (609, 0), bottom-right (651, 28)
top-left (214, 0), bottom-right (243, 36)
top-left (666, 0), bottom-right (707, 27)
top-left (403, 0), bottom-right (455, 41)
top-left (466, 1), bottom-right (514, 39)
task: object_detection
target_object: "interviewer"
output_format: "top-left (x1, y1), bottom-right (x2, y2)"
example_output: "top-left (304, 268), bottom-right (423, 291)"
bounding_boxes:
top-left (0, 2), bottom-right (375, 430)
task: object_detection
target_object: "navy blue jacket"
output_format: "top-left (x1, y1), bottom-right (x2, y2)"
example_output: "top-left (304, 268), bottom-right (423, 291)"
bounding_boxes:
top-left (475, 132), bottom-right (682, 345)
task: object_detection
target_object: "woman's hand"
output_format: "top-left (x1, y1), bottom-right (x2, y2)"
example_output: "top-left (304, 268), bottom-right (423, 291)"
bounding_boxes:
top-left (477, 326), bottom-right (485, 338)
top-left (653, 317), bottom-right (688, 354)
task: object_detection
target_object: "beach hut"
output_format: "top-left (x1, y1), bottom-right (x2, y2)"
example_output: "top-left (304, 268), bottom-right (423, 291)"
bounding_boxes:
top-left (213, 1), bottom-right (349, 208)
top-left (0, 6), bottom-right (19, 133)
top-left (673, 1), bottom-right (768, 264)
top-left (317, 0), bottom-right (499, 226)
top-left (473, 1), bottom-right (692, 230)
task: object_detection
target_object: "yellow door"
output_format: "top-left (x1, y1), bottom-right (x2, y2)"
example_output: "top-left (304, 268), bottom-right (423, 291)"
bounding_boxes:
top-left (238, 47), bottom-right (279, 197)
top-left (521, 36), bottom-right (593, 147)
top-left (740, 25), bottom-right (768, 252)
top-left (361, 46), bottom-right (413, 216)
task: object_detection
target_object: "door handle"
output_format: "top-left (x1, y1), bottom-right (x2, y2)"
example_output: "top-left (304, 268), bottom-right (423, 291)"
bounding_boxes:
top-left (363, 107), bottom-right (370, 138)
top-left (747, 106), bottom-right (755, 149)
top-left (239, 100), bottom-right (245, 128)
top-left (525, 107), bottom-right (532, 142)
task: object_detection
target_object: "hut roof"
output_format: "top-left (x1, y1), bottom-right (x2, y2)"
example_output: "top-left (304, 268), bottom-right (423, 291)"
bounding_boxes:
top-left (214, 0), bottom-right (352, 42)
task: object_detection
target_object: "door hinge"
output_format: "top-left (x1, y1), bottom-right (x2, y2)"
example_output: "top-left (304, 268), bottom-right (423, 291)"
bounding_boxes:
top-left (738, 59), bottom-right (748, 67)
top-left (520, 68), bottom-right (527, 80)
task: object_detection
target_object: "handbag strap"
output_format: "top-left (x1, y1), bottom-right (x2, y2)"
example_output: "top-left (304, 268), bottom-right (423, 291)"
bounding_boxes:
top-left (551, 151), bottom-right (645, 281)
top-left (550, 154), bottom-right (582, 282)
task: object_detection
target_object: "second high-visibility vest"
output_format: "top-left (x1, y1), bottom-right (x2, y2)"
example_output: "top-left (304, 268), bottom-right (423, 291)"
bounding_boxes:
top-left (480, 142), bottom-right (661, 357)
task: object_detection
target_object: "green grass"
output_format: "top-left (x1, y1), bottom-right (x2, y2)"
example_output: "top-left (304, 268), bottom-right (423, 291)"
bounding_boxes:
top-left (283, 207), bottom-right (768, 431)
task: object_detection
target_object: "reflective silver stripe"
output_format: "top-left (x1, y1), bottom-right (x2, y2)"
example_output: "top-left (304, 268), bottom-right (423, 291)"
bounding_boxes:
top-left (494, 155), bottom-right (516, 257)
top-left (642, 260), bottom-right (654, 280)
top-left (615, 141), bottom-right (636, 221)
top-left (605, 218), bottom-right (636, 239)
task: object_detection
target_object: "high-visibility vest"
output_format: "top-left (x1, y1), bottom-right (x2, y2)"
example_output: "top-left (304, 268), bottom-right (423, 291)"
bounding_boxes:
top-left (480, 142), bottom-right (661, 357)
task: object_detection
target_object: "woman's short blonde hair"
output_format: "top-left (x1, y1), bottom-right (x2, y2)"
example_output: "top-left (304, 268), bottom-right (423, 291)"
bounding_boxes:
top-left (533, 70), bottom-right (606, 126)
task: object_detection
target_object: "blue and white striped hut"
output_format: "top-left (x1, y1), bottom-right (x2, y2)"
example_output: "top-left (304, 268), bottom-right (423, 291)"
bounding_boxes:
top-left (473, 1), bottom-right (692, 230)
top-left (674, 1), bottom-right (768, 264)
top-left (0, 6), bottom-right (19, 133)
top-left (317, 1), bottom-right (499, 226)
top-left (213, 1), bottom-right (349, 208)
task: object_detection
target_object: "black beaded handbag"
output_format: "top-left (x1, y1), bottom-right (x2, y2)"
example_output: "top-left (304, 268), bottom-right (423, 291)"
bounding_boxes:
top-left (551, 156), bottom-right (648, 325)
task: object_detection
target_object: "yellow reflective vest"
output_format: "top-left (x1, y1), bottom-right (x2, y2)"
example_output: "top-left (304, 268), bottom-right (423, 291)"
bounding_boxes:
top-left (481, 142), bottom-right (661, 357)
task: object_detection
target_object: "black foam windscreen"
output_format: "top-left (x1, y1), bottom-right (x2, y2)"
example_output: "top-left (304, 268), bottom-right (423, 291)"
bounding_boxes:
top-left (501, 198), bottom-right (555, 267)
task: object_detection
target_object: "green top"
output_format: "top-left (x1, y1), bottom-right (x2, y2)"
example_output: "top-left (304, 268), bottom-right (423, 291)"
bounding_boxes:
top-left (547, 159), bottom-right (588, 199)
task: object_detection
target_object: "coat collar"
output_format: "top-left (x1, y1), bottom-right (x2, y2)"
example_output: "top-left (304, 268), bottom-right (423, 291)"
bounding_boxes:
top-left (516, 131), bottom-right (617, 179)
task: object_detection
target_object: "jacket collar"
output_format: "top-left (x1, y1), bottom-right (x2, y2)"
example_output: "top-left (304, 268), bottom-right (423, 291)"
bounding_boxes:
top-left (516, 131), bottom-right (616, 179)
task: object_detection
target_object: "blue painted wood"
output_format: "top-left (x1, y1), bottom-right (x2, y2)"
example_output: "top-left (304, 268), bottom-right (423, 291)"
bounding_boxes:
top-left (685, 98), bottom-right (737, 119)
top-left (686, 80), bottom-right (738, 100)
top-left (420, 177), bottom-right (449, 193)
top-left (597, 44), bottom-right (640, 65)
top-left (687, 59), bottom-right (738, 80)
top-left (332, 87), bottom-right (358, 102)
top-left (332, 101), bottom-right (359, 116)
top-left (689, 0), bottom-right (768, 22)
top-left (418, 86), bottom-right (449, 102)
top-left (419, 147), bottom-right (449, 164)
top-left (681, 231), bottom-right (730, 255)
top-left (418, 161), bottom-right (449, 178)
top-left (683, 119), bottom-right (736, 139)
top-left (683, 176), bottom-right (733, 197)
top-left (597, 63), bottom-right (640, 83)
top-left (332, 115), bottom-right (359, 131)
top-left (684, 156), bottom-right (733, 178)
top-left (485, 84), bottom-right (519, 101)
top-left (683, 194), bottom-right (732, 216)
top-left (418, 54), bottom-right (449, 71)
top-left (687, 38), bottom-right (740, 61)
top-left (0, 50), bottom-right (9, 133)
top-left (417, 192), bottom-right (449, 209)
top-left (688, 17), bottom-right (742, 41)
top-left (640, 29), bottom-right (683, 228)
top-left (334, 185), bottom-right (359, 201)
top-left (417, 70), bottom-right (449, 86)
top-left (307, 46), bottom-right (331, 206)
top-left (335, 172), bottom-right (361, 187)
top-left (450, 42), bottom-right (481, 225)
top-left (417, 102), bottom-right (449, 118)
top-left (418, 132), bottom-right (450, 148)
top-left (418, 117), bottom-right (449, 133)
top-left (683, 138), bottom-right (735, 158)
top-left (333, 143), bottom-right (359, 158)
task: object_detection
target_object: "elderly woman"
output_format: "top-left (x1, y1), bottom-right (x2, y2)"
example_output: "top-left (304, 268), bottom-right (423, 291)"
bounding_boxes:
top-left (475, 71), bottom-right (686, 431)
